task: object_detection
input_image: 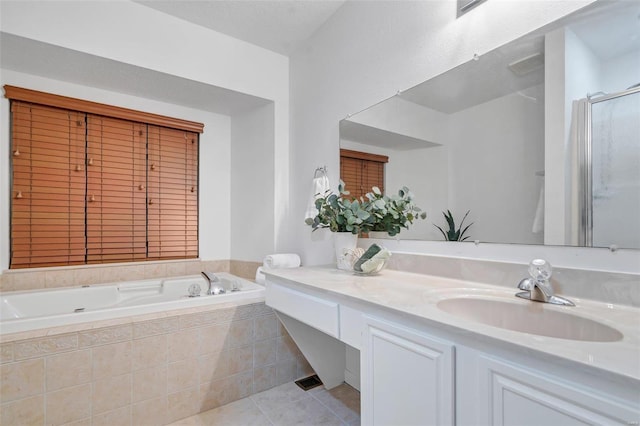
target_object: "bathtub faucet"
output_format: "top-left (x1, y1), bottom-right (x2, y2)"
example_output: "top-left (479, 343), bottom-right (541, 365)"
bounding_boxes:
top-left (201, 272), bottom-right (226, 295)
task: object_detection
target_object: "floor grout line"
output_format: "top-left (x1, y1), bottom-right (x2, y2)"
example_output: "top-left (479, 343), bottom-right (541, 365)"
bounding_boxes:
top-left (247, 395), bottom-right (276, 426)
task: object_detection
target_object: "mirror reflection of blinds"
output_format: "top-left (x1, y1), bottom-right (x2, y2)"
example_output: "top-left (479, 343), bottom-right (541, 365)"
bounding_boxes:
top-left (9, 98), bottom-right (201, 269)
top-left (11, 102), bottom-right (86, 268)
top-left (339, 149), bottom-right (388, 200)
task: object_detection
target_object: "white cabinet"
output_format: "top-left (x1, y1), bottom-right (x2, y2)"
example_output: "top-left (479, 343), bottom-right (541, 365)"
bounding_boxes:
top-left (361, 316), bottom-right (455, 426)
top-left (457, 349), bottom-right (640, 426)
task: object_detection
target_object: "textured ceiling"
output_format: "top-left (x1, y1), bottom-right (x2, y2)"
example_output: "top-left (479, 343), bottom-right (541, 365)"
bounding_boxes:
top-left (133, 0), bottom-right (346, 56)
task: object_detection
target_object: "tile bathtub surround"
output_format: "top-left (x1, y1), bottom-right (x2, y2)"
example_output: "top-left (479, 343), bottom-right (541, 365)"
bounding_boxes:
top-left (0, 259), bottom-right (232, 293)
top-left (0, 302), bottom-right (313, 426)
top-left (169, 382), bottom-right (361, 426)
top-left (387, 252), bottom-right (640, 307)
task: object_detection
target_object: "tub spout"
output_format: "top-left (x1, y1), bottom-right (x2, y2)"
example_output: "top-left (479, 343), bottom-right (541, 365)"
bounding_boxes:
top-left (201, 272), bottom-right (225, 295)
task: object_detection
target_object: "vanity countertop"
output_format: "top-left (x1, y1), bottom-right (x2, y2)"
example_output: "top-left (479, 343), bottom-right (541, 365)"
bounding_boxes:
top-left (264, 266), bottom-right (640, 382)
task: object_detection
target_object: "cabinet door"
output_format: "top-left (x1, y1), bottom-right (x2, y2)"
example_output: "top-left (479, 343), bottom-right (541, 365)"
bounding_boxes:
top-left (362, 316), bottom-right (454, 426)
top-left (476, 355), bottom-right (640, 425)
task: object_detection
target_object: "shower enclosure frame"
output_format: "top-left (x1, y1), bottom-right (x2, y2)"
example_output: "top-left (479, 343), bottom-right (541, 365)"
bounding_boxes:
top-left (581, 84), bottom-right (640, 247)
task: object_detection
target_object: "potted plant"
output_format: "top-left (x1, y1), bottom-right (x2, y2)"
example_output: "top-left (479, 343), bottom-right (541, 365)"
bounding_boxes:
top-left (305, 181), bottom-right (371, 270)
top-left (434, 209), bottom-right (473, 241)
top-left (364, 186), bottom-right (427, 237)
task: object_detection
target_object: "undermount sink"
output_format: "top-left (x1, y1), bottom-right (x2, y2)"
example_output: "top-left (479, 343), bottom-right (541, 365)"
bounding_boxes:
top-left (437, 297), bottom-right (623, 342)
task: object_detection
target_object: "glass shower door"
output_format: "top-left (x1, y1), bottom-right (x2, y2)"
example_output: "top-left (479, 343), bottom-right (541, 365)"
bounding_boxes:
top-left (590, 88), bottom-right (640, 249)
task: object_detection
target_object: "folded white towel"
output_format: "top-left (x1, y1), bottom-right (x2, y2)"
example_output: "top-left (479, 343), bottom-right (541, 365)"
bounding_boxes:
top-left (263, 253), bottom-right (301, 269)
top-left (255, 266), bottom-right (266, 284)
top-left (305, 176), bottom-right (331, 220)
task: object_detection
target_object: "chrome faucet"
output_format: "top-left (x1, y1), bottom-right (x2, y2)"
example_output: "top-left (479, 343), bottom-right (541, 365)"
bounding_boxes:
top-left (516, 259), bottom-right (574, 306)
top-left (201, 272), bottom-right (225, 295)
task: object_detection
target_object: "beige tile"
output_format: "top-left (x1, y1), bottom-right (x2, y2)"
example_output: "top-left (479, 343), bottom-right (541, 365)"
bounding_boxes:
top-left (144, 262), bottom-right (167, 279)
top-left (60, 418), bottom-right (91, 426)
top-left (14, 334), bottom-right (77, 360)
top-left (78, 324), bottom-right (132, 347)
top-left (198, 323), bottom-right (231, 355)
top-left (132, 396), bottom-right (168, 426)
top-left (250, 381), bottom-right (308, 409)
top-left (261, 395), bottom-right (341, 426)
top-left (46, 349), bottom-right (91, 391)
top-left (229, 319), bottom-right (254, 348)
top-left (44, 269), bottom-right (76, 289)
top-left (167, 387), bottom-right (200, 424)
top-left (1, 343), bottom-right (14, 364)
top-left (133, 317), bottom-right (179, 339)
top-left (254, 313), bottom-right (278, 341)
top-left (276, 335), bottom-right (299, 362)
top-left (132, 335), bottom-right (167, 371)
top-left (253, 365), bottom-right (277, 393)
top-left (0, 358), bottom-right (44, 402)
top-left (233, 370), bottom-right (254, 400)
top-left (253, 339), bottom-right (276, 367)
top-left (253, 303), bottom-right (274, 318)
top-left (199, 378), bottom-right (233, 412)
top-left (275, 360), bottom-right (298, 386)
top-left (229, 260), bottom-right (261, 281)
top-left (133, 365), bottom-right (167, 403)
top-left (168, 329), bottom-right (199, 362)
top-left (167, 359), bottom-right (199, 394)
top-left (312, 384), bottom-right (361, 424)
top-left (165, 262), bottom-right (187, 277)
top-left (190, 396), bottom-right (270, 426)
top-left (74, 268), bottom-right (106, 286)
top-left (92, 341), bottom-right (132, 379)
top-left (198, 350), bottom-right (230, 383)
top-left (92, 405), bottom-right (132, 426)
top-left (184, 261), bottom-right (204, 275)
top-left (1, 394), bottom-right (44, 426)
top-left (46, 383), bottom-right (91, 426)
top-left (92, 373), bottom-right (132, 415)
top-left (229, 345), bottom-right (254, 375)
top-left (10, 271), bottom-right (46, 291)
top-left (113, 265), bottom-right (145, 282)
top-left (201, 259), bottom-right (230, 273)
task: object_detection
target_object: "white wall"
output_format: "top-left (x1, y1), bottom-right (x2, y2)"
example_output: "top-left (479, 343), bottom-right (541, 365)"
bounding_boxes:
top-left (231, 103), bottom-right (275, 261)
top-left (286, 0), bottom-right (639, 272)
top-left (0, 0), bottom-right (289, 269)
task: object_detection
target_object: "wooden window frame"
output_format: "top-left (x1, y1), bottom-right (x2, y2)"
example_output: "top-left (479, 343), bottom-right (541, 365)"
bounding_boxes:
top-left (340, 149), bottom-right (388, 200)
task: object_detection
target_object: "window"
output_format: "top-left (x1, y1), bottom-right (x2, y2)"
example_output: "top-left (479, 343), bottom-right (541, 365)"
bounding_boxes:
top-left (340, 149), bottom-right (389, 200)
top-left (6, 86), bottom-right (203, 269)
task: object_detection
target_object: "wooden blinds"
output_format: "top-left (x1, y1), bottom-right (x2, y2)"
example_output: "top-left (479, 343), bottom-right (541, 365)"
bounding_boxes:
top-left (340, 149), bottom-right (389, 200)
top-left (86, 115), bottom-right (147, 264)
top-left (11, 103), bottom-right (86, 268)
top-left (147, 126), bottom-right (198, 260)
top-left (9, 97), bottom-right (201, 269)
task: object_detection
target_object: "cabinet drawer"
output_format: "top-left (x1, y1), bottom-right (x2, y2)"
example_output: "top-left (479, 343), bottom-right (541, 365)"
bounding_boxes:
top-left (266, 282), bottom-right (339, 338)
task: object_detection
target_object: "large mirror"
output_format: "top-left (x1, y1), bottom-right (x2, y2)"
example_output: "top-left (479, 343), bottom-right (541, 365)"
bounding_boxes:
top-left (340, 0), bottom-right (640, 248)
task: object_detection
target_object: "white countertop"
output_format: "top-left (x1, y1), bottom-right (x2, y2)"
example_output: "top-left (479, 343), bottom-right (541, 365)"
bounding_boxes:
top-left (264, 266), bottom-right (640, 382)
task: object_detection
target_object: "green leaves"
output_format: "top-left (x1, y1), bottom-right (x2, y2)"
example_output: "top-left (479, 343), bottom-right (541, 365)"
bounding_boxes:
top-left (305, 181), bottom-right (426, 236)
top-left (434, 210), bottom-right (473, 241)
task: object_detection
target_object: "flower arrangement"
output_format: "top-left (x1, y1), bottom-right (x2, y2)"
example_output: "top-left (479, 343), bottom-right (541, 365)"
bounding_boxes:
top-left (304, 181), bottom-right (426, 236)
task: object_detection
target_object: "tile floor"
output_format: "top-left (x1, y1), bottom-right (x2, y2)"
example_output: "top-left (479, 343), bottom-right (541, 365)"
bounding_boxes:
top-left (169, 381), bottom-right (360, 426)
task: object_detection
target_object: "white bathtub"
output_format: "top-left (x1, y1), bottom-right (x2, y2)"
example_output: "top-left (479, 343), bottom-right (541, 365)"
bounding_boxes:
top-left (0, 273), bottom-right (264, 335)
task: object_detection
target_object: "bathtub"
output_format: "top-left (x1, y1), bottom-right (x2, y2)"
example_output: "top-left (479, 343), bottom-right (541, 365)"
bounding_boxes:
top-left (0, 273), bottom-right (264, 335)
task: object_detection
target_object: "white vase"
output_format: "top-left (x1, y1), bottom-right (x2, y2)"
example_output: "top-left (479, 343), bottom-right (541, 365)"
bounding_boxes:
top-left (334, 232), bottom-right (358, 271)
top-left (368, 231), bottom-right (390, 239)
